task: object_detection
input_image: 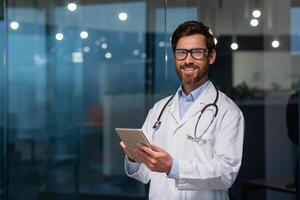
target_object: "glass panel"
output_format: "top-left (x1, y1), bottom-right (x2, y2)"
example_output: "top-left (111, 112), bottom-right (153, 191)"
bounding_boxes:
top-left (5, 0), bottom-right (151, 199)
top-left (162, 0), bottom-right (299, 200)
top-left (0, 0), bottom-right (5, 198)
top-left (7, 3), bottom-right (51, 199)
top-left (155, 5), bottom-right (197, 94)
top-left (1, 0), bottom-right (299, 200)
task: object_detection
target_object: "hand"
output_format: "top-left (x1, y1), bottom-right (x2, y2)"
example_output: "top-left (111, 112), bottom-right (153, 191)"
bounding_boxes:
top-left (120, 141), bottom-right (135, 161)
top-left (134, 143), bottom-right (173, 173)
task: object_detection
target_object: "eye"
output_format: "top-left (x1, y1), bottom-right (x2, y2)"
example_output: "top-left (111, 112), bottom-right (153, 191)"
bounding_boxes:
top-left (192, 49), bottom-right (204, 54)
top-left (176, 50), bottom-right (187, 55)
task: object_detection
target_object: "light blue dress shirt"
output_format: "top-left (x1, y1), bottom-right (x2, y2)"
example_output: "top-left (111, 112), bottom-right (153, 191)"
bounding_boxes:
top-left (178, 80), bottom-right (210, 119)
top-left (168, 80), bottom-right (210, 179)
top-left (126, 81), bottom-right (211, 180)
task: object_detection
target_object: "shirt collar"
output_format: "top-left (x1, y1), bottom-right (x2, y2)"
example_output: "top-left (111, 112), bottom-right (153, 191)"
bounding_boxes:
top-left (177, 80), bottom-right (210, 101)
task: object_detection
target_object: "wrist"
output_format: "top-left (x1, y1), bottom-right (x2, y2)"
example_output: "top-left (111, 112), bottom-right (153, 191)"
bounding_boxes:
top-left (166, 158), bottom-right (173, 174)
top-left (166, 158), bottom-right (179, 180)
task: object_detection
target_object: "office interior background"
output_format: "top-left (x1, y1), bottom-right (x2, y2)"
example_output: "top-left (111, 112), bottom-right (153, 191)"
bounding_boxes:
top-left (0, 0), bottom-right (299, 199)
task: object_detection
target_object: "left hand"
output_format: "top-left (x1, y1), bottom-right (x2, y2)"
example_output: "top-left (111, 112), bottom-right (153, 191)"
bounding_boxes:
top-left (134, 143), bottom-right (173, 173)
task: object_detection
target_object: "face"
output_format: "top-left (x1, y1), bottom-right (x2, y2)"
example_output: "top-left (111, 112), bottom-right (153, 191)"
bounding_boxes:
top-left (175, 34), bottom-right (216, 93)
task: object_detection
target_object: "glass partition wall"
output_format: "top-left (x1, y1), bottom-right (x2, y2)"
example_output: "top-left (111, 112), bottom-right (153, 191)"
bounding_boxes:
top-left (0, 0), bottom-right (299, 200)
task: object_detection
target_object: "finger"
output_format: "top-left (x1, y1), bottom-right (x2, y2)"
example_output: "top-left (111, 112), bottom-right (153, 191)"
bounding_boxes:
top-left (143, 147), bottom-right (158, 158)
top-left (134, 147), bottom-right (157, 165)
top-left (150, 144), bottom-right (162, 152)
top-left (136, 143), bottom-right (155, 156)
top-left (136, 142), bottom-right (150, 149)
top-left (139, 152), bottom-right (160, 167)
top-left (120, 141), bottom-right (133, 158)
top-left (133, 149), bottom-right (150, 164)
top-left (134, 146), bottom-right (150, 158)
top-left (135, 144), bottom-right (163, 168)
top-left (143, 162), bottom-right (154, 171)
top-left (143, 157), bottom-right (159, 170)
top-left (120, 141), bottom-right (126, 149)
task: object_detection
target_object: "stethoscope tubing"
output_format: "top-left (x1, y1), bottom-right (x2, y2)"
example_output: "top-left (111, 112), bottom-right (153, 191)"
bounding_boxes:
top-left (153, 83), bottom-right (219, 141)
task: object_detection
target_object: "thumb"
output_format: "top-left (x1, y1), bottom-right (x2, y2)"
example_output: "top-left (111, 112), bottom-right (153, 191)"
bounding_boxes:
top-left (120, 141), bottom-right (134, 159)
top-left (120, 141), bottom-right (126, 149)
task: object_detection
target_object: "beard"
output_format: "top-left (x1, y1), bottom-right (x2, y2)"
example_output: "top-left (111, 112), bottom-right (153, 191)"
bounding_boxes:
top-left (175, 63), bottom-right (209, 86)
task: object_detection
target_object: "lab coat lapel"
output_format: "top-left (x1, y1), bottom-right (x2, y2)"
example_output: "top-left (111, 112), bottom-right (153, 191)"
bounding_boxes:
top-left (179, 82), bottom-right (216, 128)
top-left (169, 92), bottom-right (180, 125)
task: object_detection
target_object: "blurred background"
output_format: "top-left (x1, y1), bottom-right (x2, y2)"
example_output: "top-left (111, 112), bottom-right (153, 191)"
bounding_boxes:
top-left (0, 0), bottom-right (299, 199)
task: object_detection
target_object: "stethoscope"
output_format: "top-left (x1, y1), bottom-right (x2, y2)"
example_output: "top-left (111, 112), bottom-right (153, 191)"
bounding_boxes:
top-left (152, 83), bottom-right (219, 142)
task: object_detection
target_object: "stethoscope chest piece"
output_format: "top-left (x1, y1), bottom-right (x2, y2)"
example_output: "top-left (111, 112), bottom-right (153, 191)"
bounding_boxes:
top-left (153, 121), bottom-right (161, 130)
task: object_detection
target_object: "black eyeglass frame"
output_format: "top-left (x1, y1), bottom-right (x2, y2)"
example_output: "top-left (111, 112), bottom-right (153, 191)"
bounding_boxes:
top-left (174, 48), bottom-right (210, 60)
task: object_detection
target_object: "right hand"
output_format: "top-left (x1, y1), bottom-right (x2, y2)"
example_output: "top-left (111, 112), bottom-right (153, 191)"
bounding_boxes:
top-left (120, 141), bottom-right (135, 161)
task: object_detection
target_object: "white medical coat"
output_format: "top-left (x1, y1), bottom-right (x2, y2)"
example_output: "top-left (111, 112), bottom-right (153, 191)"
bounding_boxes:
top-left (125, 82), bottom-right (244, 200)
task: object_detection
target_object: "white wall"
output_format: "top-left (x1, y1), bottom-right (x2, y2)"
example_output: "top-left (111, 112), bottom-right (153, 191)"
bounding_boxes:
top-left (233, 51), bottom-right (294, 90)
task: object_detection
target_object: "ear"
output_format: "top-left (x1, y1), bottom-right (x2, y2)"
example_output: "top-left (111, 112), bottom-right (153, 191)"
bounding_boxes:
top-left (208, 49), bottom-right (216, 65)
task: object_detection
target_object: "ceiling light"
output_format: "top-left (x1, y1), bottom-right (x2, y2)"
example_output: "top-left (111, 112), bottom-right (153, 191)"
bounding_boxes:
top-left (105, 52), bottom-right (112, 59)
top-left (80, 31), bottom-right (88, 39)
top-left (214, 37), bottom-right (218, 45)
top-left (158, 41), bottom-right (165, 47)
top-left (101, 43), bottom-right (108, 49)
top-left (67, 3), bottom-right (77, 12)
top-left (133, 49), bottom-right (140, 56)
top-left (55, 33), bottom-right (64, 41)
top-left (10, 21), bottom-right (19, 30)
top-left (250, 19), bottom-right (259, 27)
top-left (231, 42), bottom-right (238, 50)
top-left (72, 52), bottom-right (83, 63)
top-left (271, 40), bottom-right (280, 48)
top-left (83, 46), bottom-right (90, 53)
top-left (252, 10), bottom-right (261, 18)
top-left (118, 12), bottom-right (128, 21)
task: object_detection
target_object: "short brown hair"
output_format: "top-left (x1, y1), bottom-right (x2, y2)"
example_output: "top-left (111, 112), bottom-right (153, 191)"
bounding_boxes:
top-left (171, 20), bottom-right (216, 52)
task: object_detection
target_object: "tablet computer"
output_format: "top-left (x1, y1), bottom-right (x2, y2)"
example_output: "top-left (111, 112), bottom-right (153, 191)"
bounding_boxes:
top-left (115, 128), bottom-right (150, 163)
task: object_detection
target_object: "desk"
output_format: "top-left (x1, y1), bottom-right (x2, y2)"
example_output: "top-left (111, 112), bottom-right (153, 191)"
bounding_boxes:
top-left (243, 177), bottom-right (297, 200)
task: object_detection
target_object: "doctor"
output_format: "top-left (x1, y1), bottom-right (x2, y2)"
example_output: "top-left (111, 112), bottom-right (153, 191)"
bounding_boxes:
top-left (120, 20), bottom-right (244, 200)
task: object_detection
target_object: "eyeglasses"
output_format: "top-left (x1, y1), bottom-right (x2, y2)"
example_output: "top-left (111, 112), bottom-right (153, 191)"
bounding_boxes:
top-left (174, 48), bottom-right (209, 60)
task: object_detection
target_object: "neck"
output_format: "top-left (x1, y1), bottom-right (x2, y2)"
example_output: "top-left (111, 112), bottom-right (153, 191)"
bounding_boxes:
top-left (182, 77), bottom-right (208, 95)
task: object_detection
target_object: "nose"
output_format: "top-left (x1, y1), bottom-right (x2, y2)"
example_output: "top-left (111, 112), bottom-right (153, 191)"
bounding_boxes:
top-left (185, 52), bottom-right (194, 64)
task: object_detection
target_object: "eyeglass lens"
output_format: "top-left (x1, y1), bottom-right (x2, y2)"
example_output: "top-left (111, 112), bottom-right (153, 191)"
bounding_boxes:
top-left (175, 48), bottom-right (208, 60)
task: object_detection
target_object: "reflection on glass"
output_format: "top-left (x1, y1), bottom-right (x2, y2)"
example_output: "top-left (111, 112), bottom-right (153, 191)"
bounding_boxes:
top-left (9, 21), bottom-right (19, 30)
top-left (5, 1), bottom-right (148, 199)
top-left (67, 3), bottom-right (77, 12)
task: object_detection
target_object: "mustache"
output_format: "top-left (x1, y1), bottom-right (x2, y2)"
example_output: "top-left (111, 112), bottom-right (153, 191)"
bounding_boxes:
top-left (179, 64), bottom-right (198, 69)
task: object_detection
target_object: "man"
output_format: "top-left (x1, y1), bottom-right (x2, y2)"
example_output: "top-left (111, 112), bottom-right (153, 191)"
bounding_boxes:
top-left (120, 20), bottom-right (244, 200)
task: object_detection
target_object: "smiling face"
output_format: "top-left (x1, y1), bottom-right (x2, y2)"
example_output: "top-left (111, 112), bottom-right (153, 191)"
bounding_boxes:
top-left (175, 34), bottom-right (216, 95)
